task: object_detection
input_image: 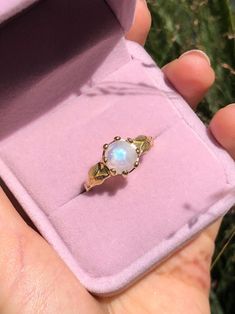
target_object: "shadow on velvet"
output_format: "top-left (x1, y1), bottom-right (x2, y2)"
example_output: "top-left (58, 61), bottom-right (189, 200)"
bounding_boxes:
top-left (0, 0), bottom-right (124, 140)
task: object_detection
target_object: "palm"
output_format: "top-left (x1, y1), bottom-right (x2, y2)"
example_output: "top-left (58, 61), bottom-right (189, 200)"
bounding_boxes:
top-left (0, 212), bottom-right (218, 314)
top-left (101, 223), bottom-right (218, 314)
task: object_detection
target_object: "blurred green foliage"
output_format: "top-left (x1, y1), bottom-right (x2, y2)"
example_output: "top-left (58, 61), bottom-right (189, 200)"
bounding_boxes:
top-left (146, 0), bottom-right (234, 123)
top-left (145, 1), bottom-right (235, 313)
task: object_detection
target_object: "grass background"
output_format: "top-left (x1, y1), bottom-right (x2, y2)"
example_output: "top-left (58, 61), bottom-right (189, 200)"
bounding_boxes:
top-left (145, 1), bottom-right (235, 313)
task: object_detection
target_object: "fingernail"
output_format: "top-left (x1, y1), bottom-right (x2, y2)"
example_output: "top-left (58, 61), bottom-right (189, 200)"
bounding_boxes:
top-left (180, 49), bottom-right (211, 66)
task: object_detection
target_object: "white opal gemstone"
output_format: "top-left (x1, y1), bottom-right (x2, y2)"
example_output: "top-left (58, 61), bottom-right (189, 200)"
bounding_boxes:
top-left (104, 140), bottom-right (138, 174)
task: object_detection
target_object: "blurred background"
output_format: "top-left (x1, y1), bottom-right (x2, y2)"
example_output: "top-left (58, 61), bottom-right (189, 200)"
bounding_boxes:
top-left (145, 1), bottom-right (235, 313)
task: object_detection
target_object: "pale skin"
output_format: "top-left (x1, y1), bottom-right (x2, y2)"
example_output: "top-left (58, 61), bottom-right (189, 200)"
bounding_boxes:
top-left (0, 1), bottom-right (235, 313)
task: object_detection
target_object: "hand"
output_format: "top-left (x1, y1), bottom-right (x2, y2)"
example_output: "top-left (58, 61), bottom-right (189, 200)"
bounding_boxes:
top-left (0, 1), bottom-right (234, 313)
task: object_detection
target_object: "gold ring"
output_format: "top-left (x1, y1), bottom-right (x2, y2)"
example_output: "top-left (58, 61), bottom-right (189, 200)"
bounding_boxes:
top-left (84, 135), bottom-right (154, 191)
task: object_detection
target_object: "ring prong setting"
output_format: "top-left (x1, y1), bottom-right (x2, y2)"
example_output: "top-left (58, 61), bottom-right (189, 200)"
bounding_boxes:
top-left (103, 156), bottom-right (108, 163)
top-left (85, 135), bottom-right (154, 191)
top-left (134, 161), bottom-right (139, 168)
top-left (110, 168), bottom-right (117, 176)
top-left (122, 170), bottom-right (129, 177)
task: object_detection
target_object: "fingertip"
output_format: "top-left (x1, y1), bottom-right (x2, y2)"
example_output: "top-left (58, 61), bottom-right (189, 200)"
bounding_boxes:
top-left (125, 0), bottom-right (152, 46)
top-left (162, 51), bottom-right (215, 108)
top-left (210, 104), bottom-right (235, 159)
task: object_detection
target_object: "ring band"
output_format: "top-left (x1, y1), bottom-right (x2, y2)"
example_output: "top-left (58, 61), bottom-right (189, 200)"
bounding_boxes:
top-left (84, 135), bottom-right (154, 191)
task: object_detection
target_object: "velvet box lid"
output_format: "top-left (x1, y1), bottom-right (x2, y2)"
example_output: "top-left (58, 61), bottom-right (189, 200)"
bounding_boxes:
top-left (0, 0), bottom-right (235, 295)
top-left (0, 0), bottom-right (136, 30)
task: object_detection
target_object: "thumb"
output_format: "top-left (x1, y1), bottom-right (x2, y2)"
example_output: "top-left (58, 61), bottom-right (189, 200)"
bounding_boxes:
top-left (0, 187), bottom-right (99, 313)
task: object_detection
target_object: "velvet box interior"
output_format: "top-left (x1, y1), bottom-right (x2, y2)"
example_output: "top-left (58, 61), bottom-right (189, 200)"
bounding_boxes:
top-left (0, 0), bottom-right (235, 295)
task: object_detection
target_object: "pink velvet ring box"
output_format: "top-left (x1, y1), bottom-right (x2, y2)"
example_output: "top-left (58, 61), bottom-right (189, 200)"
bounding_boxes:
top-left (0, 0), bottom-right (235, 295)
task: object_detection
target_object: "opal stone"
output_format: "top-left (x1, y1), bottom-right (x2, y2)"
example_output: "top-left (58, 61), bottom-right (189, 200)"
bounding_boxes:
top-left (104, 140), bottom-right (138, 174)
